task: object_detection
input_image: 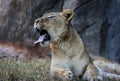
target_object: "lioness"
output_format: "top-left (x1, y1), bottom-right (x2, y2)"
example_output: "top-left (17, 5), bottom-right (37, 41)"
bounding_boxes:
top-left (33, 9), bottom-right (120, 81)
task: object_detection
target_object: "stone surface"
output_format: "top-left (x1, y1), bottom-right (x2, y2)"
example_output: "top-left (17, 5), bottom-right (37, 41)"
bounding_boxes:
top-left (0, 0), bottom-right (120, 62)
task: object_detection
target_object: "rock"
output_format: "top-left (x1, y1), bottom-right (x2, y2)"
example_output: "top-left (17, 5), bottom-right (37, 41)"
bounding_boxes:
top-left (105, 17), bottom-right (120, 62)
top-left (100, 0), bottom-right (120, 62)
top-left (0, 0), bottom-right (120, 62)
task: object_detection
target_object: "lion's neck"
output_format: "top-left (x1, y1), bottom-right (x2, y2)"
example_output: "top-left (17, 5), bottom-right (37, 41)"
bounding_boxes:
top-left (50, 27), bottom-right (86, 57)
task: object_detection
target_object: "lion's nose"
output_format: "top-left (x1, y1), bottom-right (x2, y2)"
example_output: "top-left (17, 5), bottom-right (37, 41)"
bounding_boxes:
top-left (34, 18), bottom-right (44, 31)
top-left (35, 18), bottom-right (41, 25)
top-left (36, 19), bottom-right (40, 24)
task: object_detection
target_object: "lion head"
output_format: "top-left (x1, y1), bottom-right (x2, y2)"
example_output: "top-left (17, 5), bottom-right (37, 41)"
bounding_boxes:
top-left (33, 9), bottom-right (74, 46)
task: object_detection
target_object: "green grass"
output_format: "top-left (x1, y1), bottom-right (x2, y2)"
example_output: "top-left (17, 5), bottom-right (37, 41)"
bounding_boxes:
top-left (0, 58), bottom-right (114, 81)
top-left (0, 58), bottom-right (61, 81)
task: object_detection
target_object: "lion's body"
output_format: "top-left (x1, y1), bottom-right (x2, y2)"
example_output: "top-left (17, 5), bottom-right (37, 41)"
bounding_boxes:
top-left (34, 9), bottom-right (120, 81)
top-left (91, 55), bottom-right (120, 79)
top-left (50, 26), bottom-right (91, 78)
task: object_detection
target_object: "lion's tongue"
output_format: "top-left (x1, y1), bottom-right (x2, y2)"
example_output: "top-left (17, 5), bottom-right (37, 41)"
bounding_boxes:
top-left (34, 34), bottom-right (46, 44)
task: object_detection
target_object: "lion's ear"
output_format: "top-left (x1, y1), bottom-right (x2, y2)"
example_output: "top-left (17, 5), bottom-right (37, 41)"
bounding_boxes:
top-left (60, 9), bottom-right (74, 22)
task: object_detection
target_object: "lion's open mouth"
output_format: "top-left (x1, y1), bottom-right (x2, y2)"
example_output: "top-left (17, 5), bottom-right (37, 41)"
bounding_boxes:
top-left (34, 29), bottom-right (50, 44)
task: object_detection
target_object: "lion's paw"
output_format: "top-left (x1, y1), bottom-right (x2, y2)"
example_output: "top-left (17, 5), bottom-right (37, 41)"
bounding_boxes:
top-left (62, 70), bottom-right (74, 80)
top-left (89, 75), bottom-right (103, 81)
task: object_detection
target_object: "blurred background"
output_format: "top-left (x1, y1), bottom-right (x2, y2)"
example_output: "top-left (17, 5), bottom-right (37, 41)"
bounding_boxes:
top-left (0, 0), bottom-right (120, 62)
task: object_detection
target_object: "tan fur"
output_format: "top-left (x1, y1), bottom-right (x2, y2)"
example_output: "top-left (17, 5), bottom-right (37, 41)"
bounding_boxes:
top-left (34, 9), bottom-right (120, 81)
